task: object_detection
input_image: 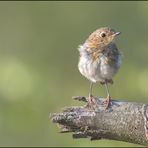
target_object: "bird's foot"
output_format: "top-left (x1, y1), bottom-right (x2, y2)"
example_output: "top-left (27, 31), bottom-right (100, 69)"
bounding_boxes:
top-left (87, 94), bottom-right (97, 110)
top-left (103, 95), bottom-right (112, 109)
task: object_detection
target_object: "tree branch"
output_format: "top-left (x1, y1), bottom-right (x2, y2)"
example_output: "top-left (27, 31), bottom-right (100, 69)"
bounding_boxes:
top-left (50, 96), bottom-right (148, 146)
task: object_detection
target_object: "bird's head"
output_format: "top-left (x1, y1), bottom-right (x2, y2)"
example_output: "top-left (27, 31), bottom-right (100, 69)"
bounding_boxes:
top-left (86, 27), bottom-right (121, 49)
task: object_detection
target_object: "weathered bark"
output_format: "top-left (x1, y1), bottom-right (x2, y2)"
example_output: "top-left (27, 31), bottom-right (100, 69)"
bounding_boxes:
top-left (50, 96), bottom-right (148, 146)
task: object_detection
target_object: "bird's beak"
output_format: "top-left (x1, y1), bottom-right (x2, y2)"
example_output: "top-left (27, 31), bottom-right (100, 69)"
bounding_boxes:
top-left (114, 32), bottom-right (121, 37)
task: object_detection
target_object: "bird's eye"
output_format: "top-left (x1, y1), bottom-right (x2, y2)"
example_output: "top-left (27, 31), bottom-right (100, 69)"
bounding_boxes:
top-left (100, 32), bottom-right (106, 38)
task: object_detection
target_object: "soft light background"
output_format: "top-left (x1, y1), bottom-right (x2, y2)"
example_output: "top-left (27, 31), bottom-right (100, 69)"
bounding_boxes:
top-left (0, 1), bottom-right (147, 147)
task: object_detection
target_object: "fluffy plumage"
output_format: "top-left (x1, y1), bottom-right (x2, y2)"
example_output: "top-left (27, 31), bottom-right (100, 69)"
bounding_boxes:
top-left (77, 27), bottom-right (122, 109)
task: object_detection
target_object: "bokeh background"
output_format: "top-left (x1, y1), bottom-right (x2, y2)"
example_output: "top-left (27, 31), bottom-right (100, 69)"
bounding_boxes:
top-left (0, 1), bottom-right (148, 147)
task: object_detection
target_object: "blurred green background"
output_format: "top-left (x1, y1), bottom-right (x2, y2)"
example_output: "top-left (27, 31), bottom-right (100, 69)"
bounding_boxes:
top-left (0, 1), bottom-right (147, 147)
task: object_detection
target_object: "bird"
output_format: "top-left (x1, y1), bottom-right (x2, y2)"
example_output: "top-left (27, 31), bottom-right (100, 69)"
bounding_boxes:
top-left (78, 27), bottom-right (122, 109)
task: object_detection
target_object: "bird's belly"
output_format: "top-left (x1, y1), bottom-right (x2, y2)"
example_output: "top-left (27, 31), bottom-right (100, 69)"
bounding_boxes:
top-left (100, 62), bottom-right (117, 80)
top-left (100, 54), bottom-right (121, 80)
top-left (78, 55), bottom-right (120, 83)
top-left (78, 56), bottom-right (103, 83)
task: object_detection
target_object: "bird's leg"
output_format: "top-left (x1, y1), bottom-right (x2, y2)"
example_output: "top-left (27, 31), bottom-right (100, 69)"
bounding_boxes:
top-left (104, 81), bottom-right (112, 109)
top-left (89, 81), bottom-right (93, 99)
top-left (87, 82), bottom-right (96, 109)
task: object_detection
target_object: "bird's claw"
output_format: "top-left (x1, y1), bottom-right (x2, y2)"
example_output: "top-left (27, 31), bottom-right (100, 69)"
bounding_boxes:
top-left (103, 95), bottom-right (112, 109)
top-left (87, 95), bottom-right (97, 110)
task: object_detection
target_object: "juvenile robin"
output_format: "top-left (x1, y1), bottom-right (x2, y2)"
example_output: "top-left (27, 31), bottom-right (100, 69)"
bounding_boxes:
top-left (78, 27), bottom-right (122, 109)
